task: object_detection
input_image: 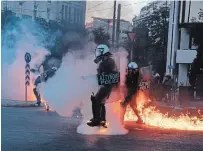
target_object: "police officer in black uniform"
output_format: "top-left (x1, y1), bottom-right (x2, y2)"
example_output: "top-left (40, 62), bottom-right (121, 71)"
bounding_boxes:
top-left (31, 54), bottom-right (61, 106)
top-left (120, 62), bottom-right (143, 124)
top-left (87, 44), bottom-right (118, 127)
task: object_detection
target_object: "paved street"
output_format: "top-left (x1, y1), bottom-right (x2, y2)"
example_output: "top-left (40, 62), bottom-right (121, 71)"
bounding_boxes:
top-left (2, 107), bottom-right (203, 151)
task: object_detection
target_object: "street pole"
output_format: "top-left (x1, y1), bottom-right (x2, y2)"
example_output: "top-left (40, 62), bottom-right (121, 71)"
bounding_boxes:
top-left (33, 1), bottom-right (37, 22)
top-left (131, 43), bottom-right (133, 61)
top-left (25, 85), bottom-right (27, 103)
top-left (116, 4), bottom-right (121, 48)
top-left (19, 2), bottom-right (24, 19)
top-left (25, 53), bottom-right (31, 103)
top-left (47, 8), bottom-right (50, 22)
top-left (112, 0), bottom-right (116, 48)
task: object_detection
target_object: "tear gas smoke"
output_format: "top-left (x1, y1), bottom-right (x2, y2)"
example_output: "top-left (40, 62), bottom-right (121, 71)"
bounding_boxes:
top-left (2, 17), bottom-right (129, 135)
top-left (2, 19), bottom-right (55, 101)
top-left (42, 47), bottom-right (129, 135)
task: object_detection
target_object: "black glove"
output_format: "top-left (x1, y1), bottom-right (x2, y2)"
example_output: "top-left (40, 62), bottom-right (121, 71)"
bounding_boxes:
top-left (31, 69), bottom-right (39, 74)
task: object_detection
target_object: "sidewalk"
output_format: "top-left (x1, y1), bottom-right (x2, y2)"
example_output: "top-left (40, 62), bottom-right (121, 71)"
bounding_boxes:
top-left (1, 99), bottom-right (44, 107)
top-left (155, 100), bottom-right (203, 109)
top-left (154, 100), bottom-right (203, 116)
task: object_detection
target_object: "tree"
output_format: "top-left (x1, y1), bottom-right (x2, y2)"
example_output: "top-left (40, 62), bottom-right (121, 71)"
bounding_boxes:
top-left (132, 15), bottom-right (138, 27)
top-left (92, 27), bottom-right (110, 47)
top-left (133, 1), bottom-right (170, 77)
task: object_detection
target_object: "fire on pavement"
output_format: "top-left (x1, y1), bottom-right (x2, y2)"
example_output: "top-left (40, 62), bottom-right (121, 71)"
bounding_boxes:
top-left (124, 91), bottom-right (203, 131)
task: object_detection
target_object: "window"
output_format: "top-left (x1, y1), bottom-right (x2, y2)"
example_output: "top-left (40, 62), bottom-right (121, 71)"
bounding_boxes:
top-left (62, 5), bottom-right (64, 20)
top-left (69, 7), bottom-right (72, 22)
top-left (78, 9), bottom-right (80, 24)
top-left (189, 1), bottom-right (203, 22)
top-left (77, 8), bottom-right (80, 24)
top-left (74, 7), bottom-right (77, 23)
top-left (67, 6), bottom-right (69, 21)
top-left (190, 37), bottom-right (198, 50)
top-left (180, 1), bottom-right (203, 23)
top-left (65, 6), bottom-right (67, 21)
top-left (179, 1), bottom-right (185, 24)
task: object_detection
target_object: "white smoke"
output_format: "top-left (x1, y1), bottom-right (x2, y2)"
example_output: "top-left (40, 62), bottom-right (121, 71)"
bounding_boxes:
top-left (1, 19), bottom-right (50, 101)
top-left (42, 45), bottom-right (129, 135)
top-left (2, 17), bottom-right (130, 135)
top-left (2, 43), bottom-right (49, 101)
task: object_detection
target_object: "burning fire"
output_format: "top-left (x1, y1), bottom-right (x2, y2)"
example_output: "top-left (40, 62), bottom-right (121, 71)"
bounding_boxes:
top-left (124, 91), bottom-right (203, 131)
top-left (40, 99), bottom-right (50, 111)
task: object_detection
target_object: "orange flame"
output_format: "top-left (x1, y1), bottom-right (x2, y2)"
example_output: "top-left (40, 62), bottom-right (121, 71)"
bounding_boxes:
top-left (124, 91), bottom-right (203, 131)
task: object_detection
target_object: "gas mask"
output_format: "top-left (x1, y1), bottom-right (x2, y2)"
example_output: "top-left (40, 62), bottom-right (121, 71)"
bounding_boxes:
top-left (94, 56), bottom-right (102, 64)
top-left (127, 68), bottom-right (138, 75)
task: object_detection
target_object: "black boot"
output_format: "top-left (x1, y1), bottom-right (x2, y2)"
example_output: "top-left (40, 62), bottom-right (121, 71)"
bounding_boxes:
top-left (37, 99), bottom-right (41, 106)
top-left (33, 88), bottom-right (38, 100)
top-left (87, 95), bottom-right (101, 126)
top-left (89, 104), bottom-right (97, 122)
top-left (89, 95), bottom-right (96, 121)
top-left (101, 104), bottom-right (106, 121)
top-left (87, 104), bottom-right (101, 127)
top-left (34, 88), bottom-right (41, 106)
top-left (100, 104), bottom-right (107, 128)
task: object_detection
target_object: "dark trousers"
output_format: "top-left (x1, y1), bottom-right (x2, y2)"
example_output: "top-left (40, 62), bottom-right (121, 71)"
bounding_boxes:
top-left (121, 89), bottom-right (141, 123)
top-left (91, 86), bottom-right (112, 121)
top-left (33, 88), bottom-right (41, 104)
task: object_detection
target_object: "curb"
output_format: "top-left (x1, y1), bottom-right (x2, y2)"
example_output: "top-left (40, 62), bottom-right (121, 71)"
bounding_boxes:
top-left (1, 104), bottom-right (42, 107)
top-left (155, 105), bottom-right (203, 116)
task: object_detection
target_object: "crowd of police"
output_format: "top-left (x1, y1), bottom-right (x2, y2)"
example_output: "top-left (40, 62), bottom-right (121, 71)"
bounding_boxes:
top-left (30, 44), bottom-right (186, 127)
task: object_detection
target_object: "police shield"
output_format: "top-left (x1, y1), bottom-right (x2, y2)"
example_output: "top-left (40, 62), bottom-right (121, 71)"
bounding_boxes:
top-left (101, 54), bottom-right (121, 103)
top-left (138, 65), bottom-right (152, 94)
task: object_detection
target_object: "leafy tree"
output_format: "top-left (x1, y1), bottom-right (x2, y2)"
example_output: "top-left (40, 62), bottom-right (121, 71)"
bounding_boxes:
top-left (133, 2), bottom-right (170, 77)
top-left (92, 27), bottom-right (110, 47)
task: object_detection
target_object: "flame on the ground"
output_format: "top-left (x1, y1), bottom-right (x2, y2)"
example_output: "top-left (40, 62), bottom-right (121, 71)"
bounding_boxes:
top-left (124, 91), bottom-right (203, 131)
top-left (41, 99), bottom-right (50, 111)
top-left (44, 102), bottom-right (49, 111)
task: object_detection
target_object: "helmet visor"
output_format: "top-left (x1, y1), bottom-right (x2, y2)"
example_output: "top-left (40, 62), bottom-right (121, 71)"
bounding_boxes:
top-left (95, 48), bottom-right (105, 57)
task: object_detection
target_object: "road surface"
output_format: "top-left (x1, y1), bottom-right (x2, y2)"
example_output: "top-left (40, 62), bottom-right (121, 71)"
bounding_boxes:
top-left (2, 107), bottom-right (203, 151)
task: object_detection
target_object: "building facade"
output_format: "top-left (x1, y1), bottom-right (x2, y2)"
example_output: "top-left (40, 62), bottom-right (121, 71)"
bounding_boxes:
top-left (85, 17), bottom-right (133, 45)
top-left (1, 1), bottom-right (86, 29)
top-left (166, 0), bottom-right (203, 86)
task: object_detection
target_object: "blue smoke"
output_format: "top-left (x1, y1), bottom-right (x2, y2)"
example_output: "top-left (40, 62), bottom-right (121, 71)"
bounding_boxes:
top-left (1, 17), bottom-right (62, 66)
top-left (1, 16), bottom-right (62, 100)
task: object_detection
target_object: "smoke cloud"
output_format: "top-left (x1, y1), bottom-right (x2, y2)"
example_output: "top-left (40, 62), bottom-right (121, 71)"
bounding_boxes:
top-left (2, 19), bottom-right (53, 101)
top-left (2, 17), bottom-right (130, 135)
top-left (41, 45), bottom-right (129, 135)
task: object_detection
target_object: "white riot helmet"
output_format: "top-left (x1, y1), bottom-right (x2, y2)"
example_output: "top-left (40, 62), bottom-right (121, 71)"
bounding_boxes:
top-left (165, 72), bottom-right (172, 78)
top-left (94, 44), bottom-right (110, 64)
top-left (95, 44), bottom-right (110, 57)
top-left (154, 73), bottom-right (160, 77)
top-left (128, 62), bottom-right (138, 69)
